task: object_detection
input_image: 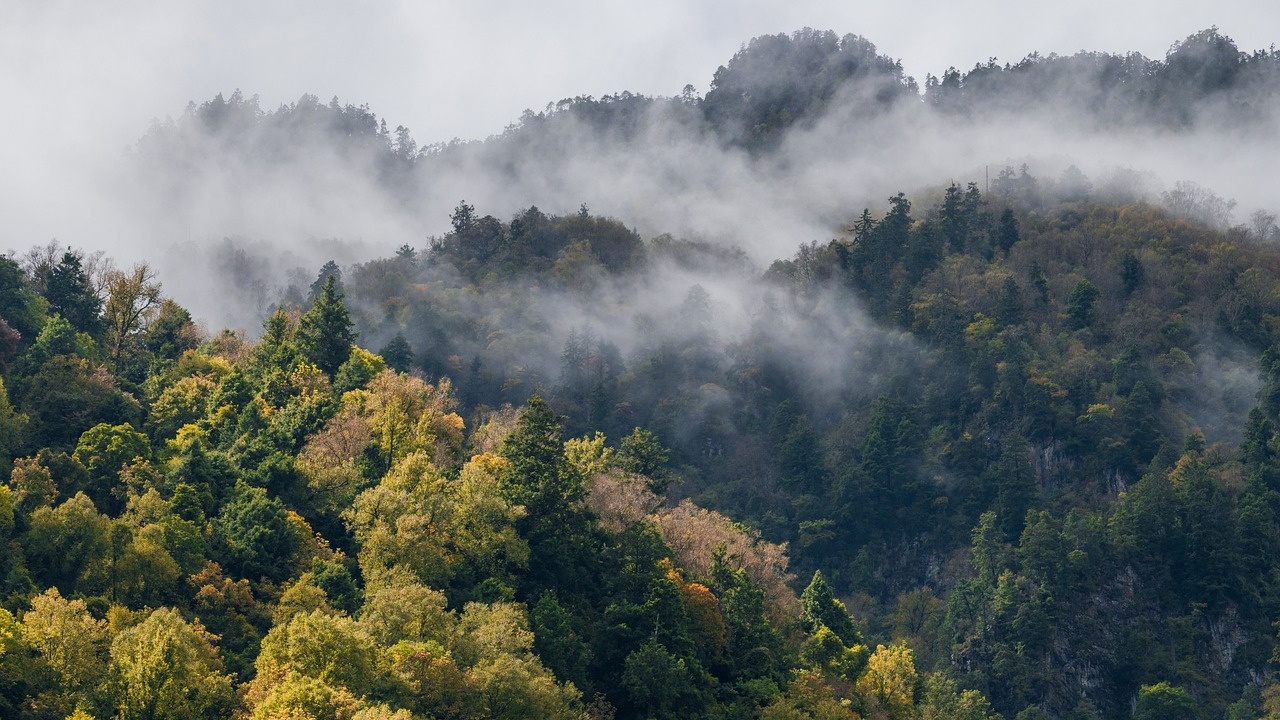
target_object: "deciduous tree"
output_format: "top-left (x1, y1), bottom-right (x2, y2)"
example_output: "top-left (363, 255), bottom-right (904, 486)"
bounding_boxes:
top-left (105, 607), bottom-right (235, 720)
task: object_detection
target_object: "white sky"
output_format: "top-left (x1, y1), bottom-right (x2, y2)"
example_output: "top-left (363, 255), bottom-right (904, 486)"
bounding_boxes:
top-left (0, 0), bottom-right (1276, 252)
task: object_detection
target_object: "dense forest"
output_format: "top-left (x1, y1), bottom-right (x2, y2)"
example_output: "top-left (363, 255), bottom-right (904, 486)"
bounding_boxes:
top-left (4, 25), bottom-right (1280, 720)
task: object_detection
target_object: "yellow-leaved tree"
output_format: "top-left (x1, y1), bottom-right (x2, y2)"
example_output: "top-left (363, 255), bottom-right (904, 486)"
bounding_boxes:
top-left (346, 451), bottom-right (527, 593)
top-left (856, 643), bottom-right (918, 720)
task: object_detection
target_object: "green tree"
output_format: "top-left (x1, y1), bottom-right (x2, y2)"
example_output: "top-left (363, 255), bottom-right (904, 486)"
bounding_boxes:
top-left (621, 639), bottom-right (701, 719)
top-left (1120, 251), bottom-right (1145, 296)
top-left (1028, 261), bottom-right (1049, 304)
top-left (378, 333), bottom-right (414, 373)
top-left (530, 591), bottom-right (591, 691)
top-left (1135, 681), bottom-right (1196, 720)
top-left (0, 254), bottom-right (42, 343)
top-left (44, 250), bottom-right (103, 337)
top-left (20, 312), bottom-right (83, 367)
top-left (617, 427), bottom-right (670, 489)
top-left (0, 378), bottom-right (28, 472)
top-left (73, 422), bottom-right (151, 514)
top-left (105, 607), bottom-right (235, 720)
top-left (308, 260), bottom-right (344, 304)
top-left (992, 434), bottom-right (1037, 539)
top-left (970, 511), bottom-right (1010, 585)
top-left (166, 440), bottom-right (238, 516)
top-left (144, 299), bottom-right (201, 362)
top-left (996, 208), bottom-right (1020, 254)
top-left (24, 492), bottom-right (111, 595)
top-left (0, 317), bottom-right (18, 376)
top-left (500, 394), bottom-right (584, 522)
top-left (772, 400), bottom-right (825, 495)
top-left (211, 481), bottom-right (303, 583)
top-left (1066, 278), bottom-right (1100, 329)
top-left (22, 587), bottom-right (110, 692)
top-left (1173, 455), bottom-right (1237, 601)
top-left (17, 354), bottom-right (141, 452)
top-left (997, 276), bottom-right (1023, 326)
top-left (295, 275), bottom-right (356, 376)
top-left (801, 570), bottom-right (862, 647)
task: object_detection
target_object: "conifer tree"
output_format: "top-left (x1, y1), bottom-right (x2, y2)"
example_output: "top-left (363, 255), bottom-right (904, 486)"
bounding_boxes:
top-left (378, 333), bottom-right (414, 372)
top-left (500, 395), bottom-right (576, 515)
top-left (307, 260), bottom-right (343, 303)
top-left (500, 394), bottom-right (599, 598)
top-left (801, 570), bottom-right (862, 647)
top-left (45, 250), bottom-right (104, 336)
top-left (295, 275), bottom-right (355, 376)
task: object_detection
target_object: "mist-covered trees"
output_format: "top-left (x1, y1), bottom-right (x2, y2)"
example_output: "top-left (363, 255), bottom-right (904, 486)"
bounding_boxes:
top-left (7, 29), bottom-right (1280, 714)
top-left (14, 168), bottom-right (1280, 716)
top-left (6, 240), bottom-right (939, 718)
top-left (703, 28), bottom-right (917, 150)
top-left (923, 27), bottom-right (1280, 129)
top-left (428, 202), bottom-right (643, 284)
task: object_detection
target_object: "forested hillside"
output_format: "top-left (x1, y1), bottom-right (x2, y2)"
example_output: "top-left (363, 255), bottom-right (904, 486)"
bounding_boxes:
top-left (3, 25), bottom-right (1280, 720)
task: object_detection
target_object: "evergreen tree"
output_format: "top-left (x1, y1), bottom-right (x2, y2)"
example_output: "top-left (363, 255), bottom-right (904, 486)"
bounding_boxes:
top-left (295, 275), bottom-right (355, 376)
top-left (617, 427), bottom-right (671, 492)
top-left (1120, 251), bottom-right (1145, 295)
top-left (499, 394), bottom-right (598, 599)
top-left (997, 276), bottom-right (1023, 326)
top-left (144, 299), bottom-right (200, 362)
top-left (1066, 278), bottom-right (1100, 329)
top-left (997, 208), bottom-right (1020, 253)
top-left (378, 333), bottom-right (414, 372)
top-left (45, 250), bottom-right (103, 337)
top-left (530, 591), bottom-right (591, 690)
top-left (500, 395), bottom-right (579, 518)
top-left (0, 254), bottom-right (41, 341)
top-left (772, 399), bottom-right (825, 495)
top-left (801, 570), bottom-right (862, 647)
top-left (307, 260), bottom-right (343, 304)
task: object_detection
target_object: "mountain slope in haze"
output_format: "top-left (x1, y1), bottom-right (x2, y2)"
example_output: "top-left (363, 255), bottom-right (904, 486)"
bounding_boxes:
top-left (3, 25), bottom-right (1280, 720)
top-left (127, 27), bottom-right (1280, 338)
top-left (7, 167), bottom-right (1279, 720)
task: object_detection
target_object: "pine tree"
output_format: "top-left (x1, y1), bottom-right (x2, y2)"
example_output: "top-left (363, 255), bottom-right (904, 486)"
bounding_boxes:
top-left (499, 394), bottom-right (597, 599)
top-left (307, 260), bottom-right (343, 304)
top-left (378, 333), bottom-right (414, 372)
top-left (500, 394), bottom-right (580, 518)
top-left (997, 208), bottom-right (1020, 254)
top-left (45, 250), bottom-right (104, 336)
top-left (1066, 278), bottom-right (1100, 329)
top-left (295, 276), bottom-right (355, 376)
top-left (801, 570), bottom-right (862, 647)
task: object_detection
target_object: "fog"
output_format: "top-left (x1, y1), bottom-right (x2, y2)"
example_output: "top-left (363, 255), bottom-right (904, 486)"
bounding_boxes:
top-left (117, 62), bottom-right (1278, 341)
top-left (2, 5), bottom-right (1279, 418)
top-left (4, 3), bottom-right (1277, 260)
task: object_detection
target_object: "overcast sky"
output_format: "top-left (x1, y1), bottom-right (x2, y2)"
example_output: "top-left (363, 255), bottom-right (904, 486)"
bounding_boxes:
top-left (1, 0), bottom-right (1276, 253)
